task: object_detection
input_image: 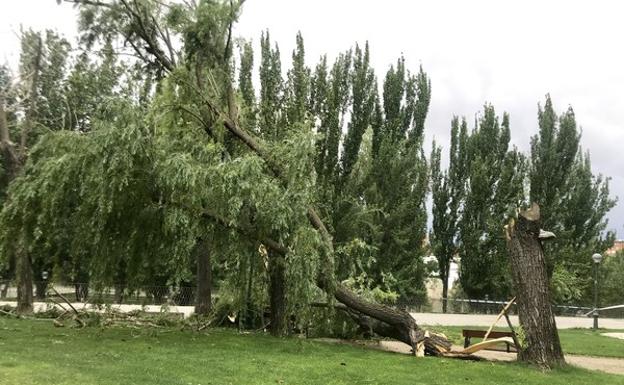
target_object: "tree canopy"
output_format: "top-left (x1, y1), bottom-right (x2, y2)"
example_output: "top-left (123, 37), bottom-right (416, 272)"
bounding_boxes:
top-left (0, 0), bottom-right (617, 332)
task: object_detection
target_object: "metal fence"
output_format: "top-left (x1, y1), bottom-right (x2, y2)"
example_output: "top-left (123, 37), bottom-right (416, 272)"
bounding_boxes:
top-left (1, 279), bottom-right (622, 319)
top-left (398, 297), bottom-right (624, 318)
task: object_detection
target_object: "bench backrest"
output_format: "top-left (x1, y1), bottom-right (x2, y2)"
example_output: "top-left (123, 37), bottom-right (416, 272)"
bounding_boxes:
top-left (462, 329), bottom-right (513, 339)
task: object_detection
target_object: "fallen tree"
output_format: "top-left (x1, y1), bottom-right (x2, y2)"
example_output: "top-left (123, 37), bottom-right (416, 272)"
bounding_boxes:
top-left (56, 0), bottom-right (453, 355)
top-left (202, 209), bottom-right (452, 356)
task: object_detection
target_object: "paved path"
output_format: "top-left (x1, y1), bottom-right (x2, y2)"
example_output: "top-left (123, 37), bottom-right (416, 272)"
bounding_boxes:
top-left (464, 347), bottom-right (624, 375)
top-left (0, 301), bottom-right (196, 318)
top-left (319, 339), bottom-right (624, 375)
top-left (411, 312), bottom-right (624, 329)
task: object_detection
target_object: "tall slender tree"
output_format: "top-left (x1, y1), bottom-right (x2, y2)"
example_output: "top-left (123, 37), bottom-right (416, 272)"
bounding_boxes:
top-left (529, 95), bottom-right (616, 304)
top-left (459, 106), bottom-right (526, 299)
top-left (430, 117), bottom-right (468, 312)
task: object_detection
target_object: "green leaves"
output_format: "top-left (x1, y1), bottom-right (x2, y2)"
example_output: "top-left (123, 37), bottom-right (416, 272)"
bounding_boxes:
top-left (458, 105), bottom-right (525, 299)
top-left (530, 95), bottom-right (616, 304)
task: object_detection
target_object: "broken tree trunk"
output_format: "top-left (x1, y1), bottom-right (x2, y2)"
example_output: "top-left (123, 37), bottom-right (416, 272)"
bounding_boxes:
top-left (198, 107), bottom-right (449, 353)
top-left (329, 302), bottom-right (452, 356)
top-left (201, 209), bottom-right (451, 355)
top-left (67, 3), bottom-right (453, 355)
top-left (332, 283), bottom-right (428, 353)
top-left (505, 203), bottom-right (565, 368)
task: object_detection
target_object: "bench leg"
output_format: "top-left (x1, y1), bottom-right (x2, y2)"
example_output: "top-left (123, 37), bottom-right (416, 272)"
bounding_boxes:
top-left (464, 337), bottom-right (470, 348)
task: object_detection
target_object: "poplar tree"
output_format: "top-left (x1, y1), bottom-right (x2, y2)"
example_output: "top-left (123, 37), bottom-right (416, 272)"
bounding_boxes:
top-left (459, 106), bottom-right (526, 299)
top-left (529, 95), bottom-right (616, 303)
top-left (365, 60), bottom-right (430, 301)
top-left (430, 117), bottom-right (468, 312)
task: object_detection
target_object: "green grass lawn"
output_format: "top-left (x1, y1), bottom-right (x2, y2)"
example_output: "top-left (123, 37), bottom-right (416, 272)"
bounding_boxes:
top-left (425, 325), bottom-right (624, 358)
top-left (1, 318), bottom-right (623, 385)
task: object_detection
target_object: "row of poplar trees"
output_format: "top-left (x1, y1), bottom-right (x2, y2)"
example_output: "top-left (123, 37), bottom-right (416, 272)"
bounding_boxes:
top-left (430, 97), bottom-right (616, 312)
top-left (0, 0), bottom-right (615, 334)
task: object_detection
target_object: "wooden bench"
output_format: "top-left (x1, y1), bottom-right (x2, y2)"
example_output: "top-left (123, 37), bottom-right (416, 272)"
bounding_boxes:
top-left (462, 329), bottom-right (517, 352)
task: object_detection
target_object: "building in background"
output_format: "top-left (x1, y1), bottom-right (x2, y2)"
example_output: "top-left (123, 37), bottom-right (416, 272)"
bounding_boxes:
top-left (424, 255), bottom-right (459, 303)
top-left (606, 240), bottom-right (624, 256)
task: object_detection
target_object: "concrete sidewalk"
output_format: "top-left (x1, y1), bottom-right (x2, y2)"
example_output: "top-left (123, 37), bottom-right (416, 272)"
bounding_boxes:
top-left (0, 301), bottom-right (196, 318)
top-left (411, 312), bottom-right (624, 329)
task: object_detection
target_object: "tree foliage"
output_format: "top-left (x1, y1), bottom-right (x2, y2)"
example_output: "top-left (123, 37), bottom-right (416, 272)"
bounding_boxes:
top-left (430, 116), bottom-right (468, 310)
top-left (458, 106), bottom-right (526, 299)
top-left (0, 0), bottom-right (617, 328)
top-left (529, 95), bottom-right (616, 304)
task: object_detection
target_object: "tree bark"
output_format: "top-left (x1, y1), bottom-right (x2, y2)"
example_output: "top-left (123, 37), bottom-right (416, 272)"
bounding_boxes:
top-left (195, 239), bottom-right (212, 315)
top-left (314, 302), bottom-right (453, 356)
top-left (113, 284), bottom-right (125, 304)
top-left (268, 250), bottom-right (287, 336)
top-left (16, 252), bottom-right (33, 314)
top-left (505, 203), bottom-right (565, 368)
top-left (442, 276), bottom-right (449, 314)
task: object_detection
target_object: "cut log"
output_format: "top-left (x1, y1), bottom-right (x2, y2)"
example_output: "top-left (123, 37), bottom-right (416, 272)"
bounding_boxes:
top-left (505, 203), bottom-right (565, 368)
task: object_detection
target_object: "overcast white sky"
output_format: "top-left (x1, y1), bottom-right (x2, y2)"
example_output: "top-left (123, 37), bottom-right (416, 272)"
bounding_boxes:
top-left (1, 0), bottom-right (623, 237)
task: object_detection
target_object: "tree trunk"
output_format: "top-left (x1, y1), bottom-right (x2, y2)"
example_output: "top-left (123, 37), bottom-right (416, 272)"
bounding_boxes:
top-left (244, 252), bottom-right (255, 328)
top-left (114, 284), bottom-right (125, 304)
top-left (442, 275), bottom-right (449, 314)
top-left (268, 250), bottom-right (287, 336)
top-left (16, 253), bottom-right (34, 314)
top-left (74, 283), bottom-right (89, 302)
top-left (505, 203), bottom-right (564, 368)
top-left (3, 36), bottom-right (43, 315)
top-left (35, 280), bottom-right (48, 300)
top-left (202, 210), bottom-right (452, 355)
top-left (195, 239), bottom-right (212, 315)
top-left (0, 283), bottom-right (8, 299)
top-left (332, 283), bottom-right (428, 351)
